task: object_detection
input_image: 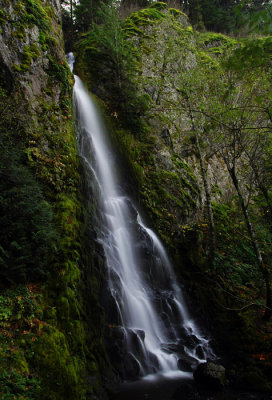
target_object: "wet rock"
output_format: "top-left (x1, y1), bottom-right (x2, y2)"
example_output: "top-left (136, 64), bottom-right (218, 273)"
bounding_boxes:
top-left (104, 326), bottom-right (125, 364)
top-left (177, 358), bottom-right (193, 372)
top-left (160, 343), bottom-right (181, 354)
top-left (177, 351), bottom-right (198, 372)
top-left (127, 329), bottom-right (146, 355)
top-left (195, 345), bottom-right (205, 359)
top-left (194, 362), bottom-right (226, 390)
top-left (177, 332), bottom-right (202, 348)
top-left (146, 351), bottom-right (160, 371)
top-left (123, 353), bottom-right (141, 380)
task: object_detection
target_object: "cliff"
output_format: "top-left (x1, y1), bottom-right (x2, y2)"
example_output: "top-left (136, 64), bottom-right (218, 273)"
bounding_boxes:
top-left (0, 1), bottom-right (109, 399)
top-left (75, 2), bottom-right (272, 394)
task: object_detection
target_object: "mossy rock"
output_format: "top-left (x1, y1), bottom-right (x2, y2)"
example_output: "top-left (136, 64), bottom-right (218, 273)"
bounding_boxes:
top-left (31, 326), bottom-right (86, 400)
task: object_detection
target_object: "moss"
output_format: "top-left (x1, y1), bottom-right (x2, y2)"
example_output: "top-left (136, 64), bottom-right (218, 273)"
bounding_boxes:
top-left (13, 64), bottom-right (21, 72)
top-left (123, 6), bottom-right (166, 37)
top-left (31, 326), bottom-right (86, 400)
top-left (168, 8), bottom-right (187, 18)
top-left (11, 22), bottom-right (26, 40)
top-left (199, 32), bottom-right (236, 47)
top-left (21, 43), bottom-right (41, 71)
top-left (149, 2), bottom-right (168, 11)
top-left (198, 32), bottom-right (237, 59)
top-left (0, 370), bottom-right (41, 399)
top-left (20, 0), bottom-right (50, 33)
top-left (47, 55), bottom-right (72, 93)
top-left (0, 8), bottom-right (7, 25)
top-left (198, 50), bottom-right (219, 69)
top-left (158, 169), bottom-right (197, 206)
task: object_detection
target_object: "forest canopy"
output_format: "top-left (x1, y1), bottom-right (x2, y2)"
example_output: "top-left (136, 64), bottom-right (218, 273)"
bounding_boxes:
top-left (61, 0), bottom-right (272, 36)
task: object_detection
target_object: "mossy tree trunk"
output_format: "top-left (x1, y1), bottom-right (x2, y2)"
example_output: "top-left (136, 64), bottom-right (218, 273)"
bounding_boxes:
top-left (224, 155), bottom-right (272, 321)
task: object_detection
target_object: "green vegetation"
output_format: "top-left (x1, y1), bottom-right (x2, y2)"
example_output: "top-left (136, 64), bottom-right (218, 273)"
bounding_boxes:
top-left (0, 1), bottom-right (109, 399)
top-left (0, 138), bottom-right (56, 284)
top-left (2, 0), bottom-right (272, 397)
top-left (75, 1), bottom-right (272, 392)
top-left (75, 1), bottom-right (151, 134)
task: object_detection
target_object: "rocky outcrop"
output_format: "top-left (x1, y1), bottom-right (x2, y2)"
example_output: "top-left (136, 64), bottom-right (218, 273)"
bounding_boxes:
top-left (0, 0), bottom-right (66, 106)
top-left (194, 362), bottom-right (226, 390)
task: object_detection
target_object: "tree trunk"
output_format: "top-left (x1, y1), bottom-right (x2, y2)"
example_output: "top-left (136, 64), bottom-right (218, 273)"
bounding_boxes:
top-left (251, 163), bottom-right (272, 232)
top-left (229, 166), bottom-right (271, 321)
top-left (187, 103), bottom-right (216, 260)
top-left (195, 132), bottom-right (216, 260)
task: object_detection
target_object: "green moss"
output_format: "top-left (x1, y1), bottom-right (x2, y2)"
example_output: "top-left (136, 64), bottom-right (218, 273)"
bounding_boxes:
top-left (47, 55), bottom-right (72, 93)
top-left (45, 5), bottom-right (56, 19)
top-left (20, 0), bottom-right (50, 33)
top-left (158, 169), bottom-right (197, 205)
top-left (13, 64), bottom-right (21, 72)
top-left (149, 2), bottom-right (168, 10)
top-left (31, 326), bottom-right (85, 400)
top-left (20, 43), bottom-right (41, 71)
top-left (11, 22), bottom-right (26, 40)
top-left (199, 32), bottom-right (236, 47)
top-left (123, 6), bottom-right (166, 37)
top-left (0, 8), bottom-right (7, 25)
top-left (198, 32), bottom-right (237, 59)
top-left (198, 50), bottom-right (219, 69)
top-left (169, 8), bottom-right (188, 18)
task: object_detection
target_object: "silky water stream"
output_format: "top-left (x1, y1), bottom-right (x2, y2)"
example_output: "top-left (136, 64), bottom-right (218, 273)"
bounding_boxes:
top-left (67, 53), bottom-right (215, 383)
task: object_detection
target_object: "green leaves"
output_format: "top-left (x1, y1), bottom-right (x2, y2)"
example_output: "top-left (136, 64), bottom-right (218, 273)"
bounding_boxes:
top-left (0, 138), bottom-right (57, 284)
top-left (226, 36), bottom-right (272, 72)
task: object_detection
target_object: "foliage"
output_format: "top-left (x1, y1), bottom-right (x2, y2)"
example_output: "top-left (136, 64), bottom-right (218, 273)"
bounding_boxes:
top-left (76, 1), bottom-right (150, 134)
top-left (0, 371), bottom-right (41, 400)
top-left (0, 135), bottom-right (56, 284)
top-left (226, 36), bottom-right (272, 73)
top-left (0, 285), bottom-right (42, 399)
top-left (179, 0), bottom-right (271, 33)
top-left (235, 0), bottom-right (272, 35)
top-left (212, 202), bottom-right (260, 288)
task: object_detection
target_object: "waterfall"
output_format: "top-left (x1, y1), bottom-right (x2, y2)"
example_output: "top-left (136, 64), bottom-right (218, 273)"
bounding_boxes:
top-left (67, 53), bottom-right (215, 379)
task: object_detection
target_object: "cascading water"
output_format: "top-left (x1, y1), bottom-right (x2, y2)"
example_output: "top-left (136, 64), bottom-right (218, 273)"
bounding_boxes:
top-left (67, 53), bottom-right (215, 379)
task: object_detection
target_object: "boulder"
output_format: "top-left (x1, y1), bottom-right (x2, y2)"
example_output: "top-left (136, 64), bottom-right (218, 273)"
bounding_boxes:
top-left (123, 353), bottom-right (141, 380)
top-left (177, 358), bottom-right (193, 372)
top-left (193, 362), bottom-right (226, 390)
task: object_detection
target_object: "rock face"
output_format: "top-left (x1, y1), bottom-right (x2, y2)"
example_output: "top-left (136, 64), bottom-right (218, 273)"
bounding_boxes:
top-left (75, 4), bottom-right (236, 251)
top-left (0, 0), bottom-right (65, 106)
top-left (193, 362), bottom-right (226, 390)
top-left (0, 1), bottom-right (109, 399)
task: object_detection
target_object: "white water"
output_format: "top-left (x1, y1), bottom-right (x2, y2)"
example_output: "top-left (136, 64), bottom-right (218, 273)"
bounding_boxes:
top-left (67, 53), bottom-right (215, 378)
